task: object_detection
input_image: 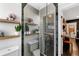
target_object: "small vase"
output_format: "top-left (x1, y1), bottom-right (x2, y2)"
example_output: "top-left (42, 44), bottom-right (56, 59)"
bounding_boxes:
top-left (15, 32), bottom-right (20, 36)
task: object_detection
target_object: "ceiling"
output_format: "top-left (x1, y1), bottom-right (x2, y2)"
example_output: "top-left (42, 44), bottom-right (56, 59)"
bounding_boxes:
top-left (28, 3), bottom-right (47, 10)
top-left (59, 3), bottom-right (79, 11)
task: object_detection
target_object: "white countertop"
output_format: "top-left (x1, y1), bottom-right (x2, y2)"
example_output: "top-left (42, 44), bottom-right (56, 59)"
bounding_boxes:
top-left (0, 46), bottom-right (19, 56)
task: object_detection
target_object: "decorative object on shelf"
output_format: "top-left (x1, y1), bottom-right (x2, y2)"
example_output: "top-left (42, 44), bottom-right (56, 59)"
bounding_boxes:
top-left (25, 23), bottom-right (29, 31)
top-left (27, 18), bottom-right (33, 23)
top-left (1, 32), bottom-right (4, 37)
top-left (25, 23), bottom-right (30, 35)
top-left (7, 13), bottom-right (17, 21)
top-left (0, 32), bottom-right (4, 37)
top-left (32, 29), bottom-right (39, 34)
top-left (15, 24), bottom-right (22, 35)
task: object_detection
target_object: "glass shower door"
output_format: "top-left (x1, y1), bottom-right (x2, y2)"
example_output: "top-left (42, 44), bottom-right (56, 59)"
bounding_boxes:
top-left (40, 3), bottom-right (56, 56)
top-left (43, 14), bottom-right (54, 56)
top-left (45, 4), bottom-right (56, 56)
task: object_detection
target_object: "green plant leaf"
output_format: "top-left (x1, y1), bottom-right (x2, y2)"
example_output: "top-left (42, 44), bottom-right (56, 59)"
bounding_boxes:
top-left (15, 24), bottom-right (22, 32)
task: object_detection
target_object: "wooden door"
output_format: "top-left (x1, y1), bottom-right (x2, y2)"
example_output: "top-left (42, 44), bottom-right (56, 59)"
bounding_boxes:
top-left (67, 22), bottom-right (78, 56)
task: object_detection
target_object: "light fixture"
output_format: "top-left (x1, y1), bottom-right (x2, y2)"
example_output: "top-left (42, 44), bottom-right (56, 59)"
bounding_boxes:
top-left (76, 16), bottom-right (79, 18)
top-left (48, 14), bottom-right (52, 18)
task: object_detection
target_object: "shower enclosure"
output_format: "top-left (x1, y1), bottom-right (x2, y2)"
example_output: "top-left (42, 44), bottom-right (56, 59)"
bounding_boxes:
top-left (22, 3), bottom-right (57, 56)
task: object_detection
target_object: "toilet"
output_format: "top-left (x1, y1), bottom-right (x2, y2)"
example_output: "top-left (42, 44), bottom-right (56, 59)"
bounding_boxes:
top-left (27, 39), bottom-right (40, 56)
top-left (32, 49), bottom-right (40, 56)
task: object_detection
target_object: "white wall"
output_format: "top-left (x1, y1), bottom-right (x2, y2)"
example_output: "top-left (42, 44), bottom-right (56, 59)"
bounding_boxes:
top-left (0, 3), bottom-right (21, 21)
top-left (0, 3), bottom-right (21, 56)
top-left (0, 23), bottom-right (19, 36)
top-left (59, 3), bottom-right (79, 20)
top-left (0, 3), bottom-right (21, 36)
top-left (24, 4), bottom-right (40, 26)
top-left (63, 4), bottom-right (79, 20)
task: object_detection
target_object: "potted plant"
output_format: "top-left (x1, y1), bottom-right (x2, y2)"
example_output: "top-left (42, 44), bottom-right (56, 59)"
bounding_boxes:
top-left (15, 24), bottom-right (22, 35)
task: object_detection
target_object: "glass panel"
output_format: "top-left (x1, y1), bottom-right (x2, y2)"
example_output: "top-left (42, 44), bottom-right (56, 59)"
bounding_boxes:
top-left (40, 3), bottom-right (56, 56)
top-left (43, 14), bottom-right (54, 56)
top-left (39, 3), bottom-right (47, 55)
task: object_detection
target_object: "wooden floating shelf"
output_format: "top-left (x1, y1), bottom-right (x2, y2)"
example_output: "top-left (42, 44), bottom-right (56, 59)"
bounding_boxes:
top-left (61, 35), bottom-right (79, 40)
top-left (64, 41), bottom-right (71, 44)
top-left (0, 19), bottom-right (20, 24)
top-left (25, 22), bottom-right (37, 26)
top-left (0, 35), bottom-right (20, 40)
top-left (27, 23), bottom-right (37, 26)
top-left (25, 33), bottom-right (39, 36)
top-left (45, 33), bottom-right (53, 36)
